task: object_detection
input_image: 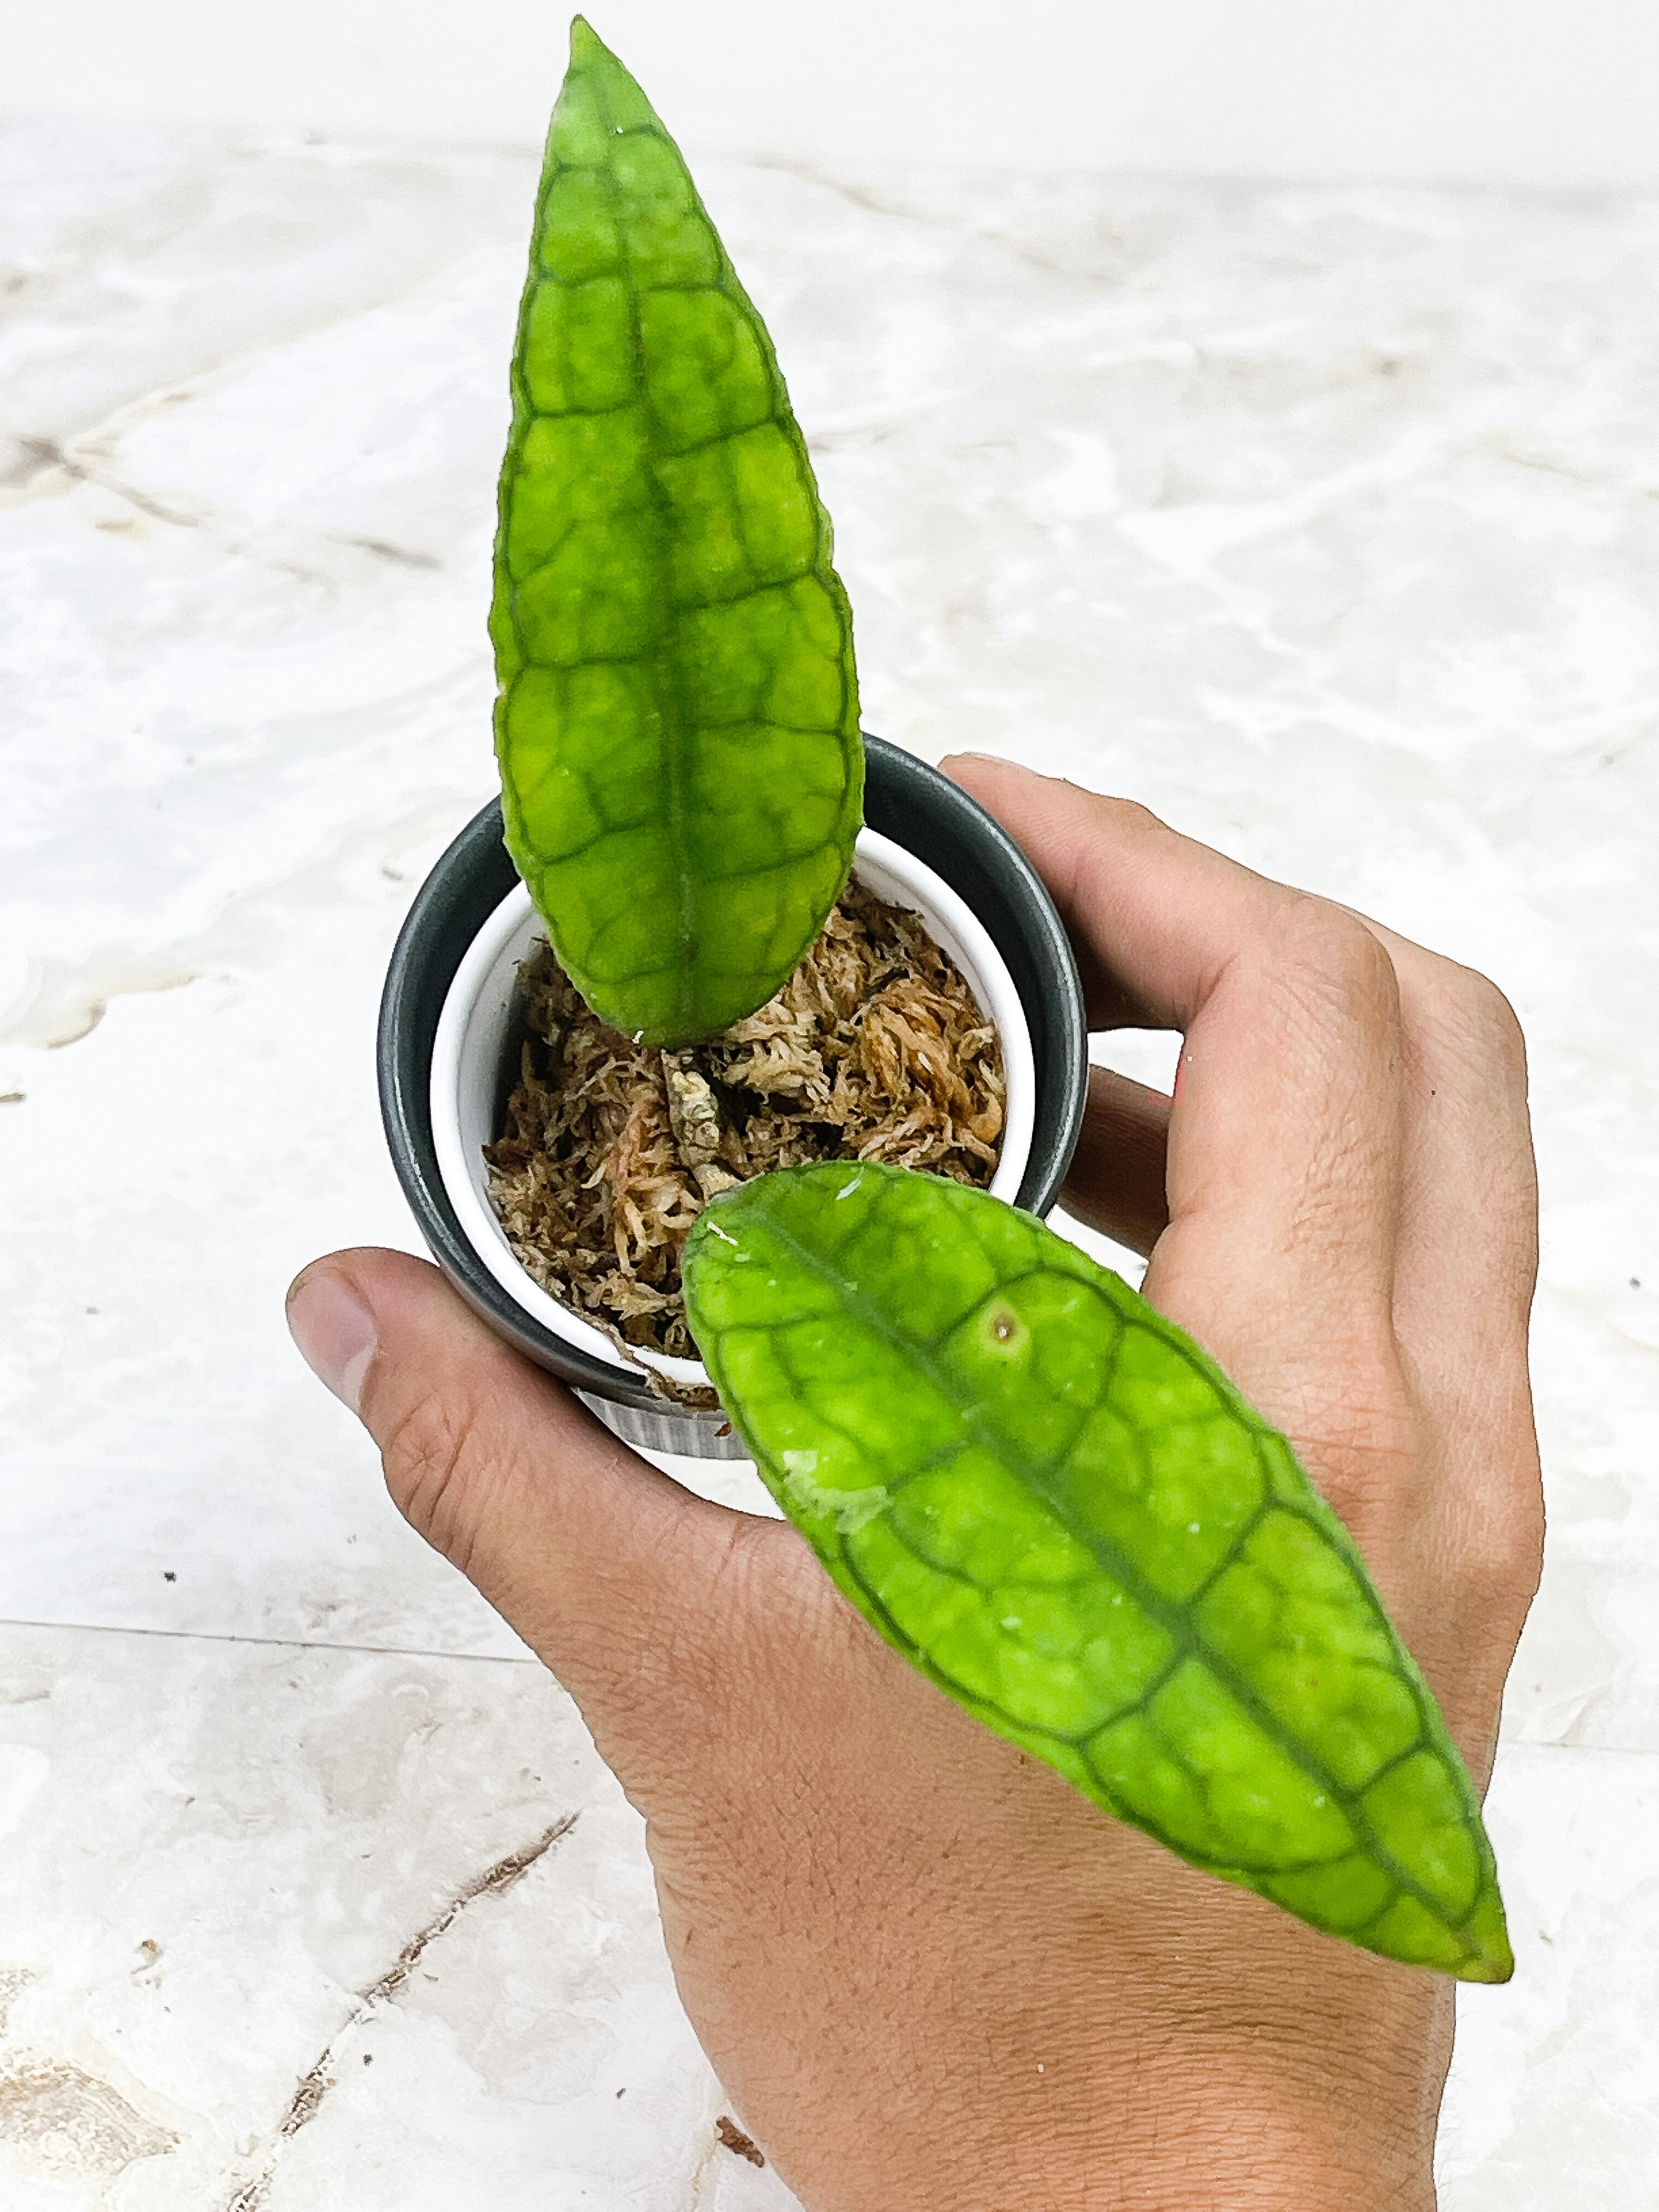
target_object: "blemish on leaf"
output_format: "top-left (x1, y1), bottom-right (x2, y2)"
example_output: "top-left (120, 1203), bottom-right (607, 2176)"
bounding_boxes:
top-left (778, 1458), bottom-right (891, 1532)
top-left (985, 1304), bottom-right (1021, 1347)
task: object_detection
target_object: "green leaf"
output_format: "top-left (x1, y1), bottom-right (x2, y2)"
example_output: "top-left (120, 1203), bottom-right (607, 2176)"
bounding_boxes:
top-left (491, 18), bottom-right (863, 1048)
top-left (682, 1163), bottom-right (1513, 1982)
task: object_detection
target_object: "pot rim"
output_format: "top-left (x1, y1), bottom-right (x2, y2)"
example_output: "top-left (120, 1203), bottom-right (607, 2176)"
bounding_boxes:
top-left (378, 737), bottom-right (1089, 1438)
top-left (429, 825), bottom-right (1039, 1397)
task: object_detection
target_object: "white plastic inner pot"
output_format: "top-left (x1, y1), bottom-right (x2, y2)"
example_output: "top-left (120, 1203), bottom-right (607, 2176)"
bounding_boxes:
top-left (430, 826), bottom-right (1038, 1413)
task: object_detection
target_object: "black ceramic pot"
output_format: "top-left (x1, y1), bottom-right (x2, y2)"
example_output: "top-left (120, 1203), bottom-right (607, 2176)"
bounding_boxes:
top-left (379, 736), bottom-right (1088, 1456)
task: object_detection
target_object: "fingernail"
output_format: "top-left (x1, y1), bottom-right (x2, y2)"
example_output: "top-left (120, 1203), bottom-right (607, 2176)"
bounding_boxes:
top-left (287, 1267), bottom-right (377, 1415)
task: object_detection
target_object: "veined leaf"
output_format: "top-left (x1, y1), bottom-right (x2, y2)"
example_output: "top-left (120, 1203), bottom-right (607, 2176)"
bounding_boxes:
top-left (683, 1163), bottom-right (1512, 1982)
top-left (492, 19), bottom-right (863, 1048)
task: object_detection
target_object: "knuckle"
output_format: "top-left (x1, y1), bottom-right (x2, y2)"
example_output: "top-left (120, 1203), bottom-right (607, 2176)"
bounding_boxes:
top-left (1423, 963), bottom-right (1529, 1088)
top-left (377, 1386), bottom-right (480, 1570)
top-left (1476, 1493), bottom-right (1546, 1621)
top-left (1280, 1348), bottom-right (1419, 1509)
top-left (1269, 897), bottom-right (1398, 1011)
top-left (1091, 792), bottom-right (1169, 841)
top-left (1311, 1418), bottom-right (1418, 1519)
top-left (1246, 902), bottom-right (1404, 1064)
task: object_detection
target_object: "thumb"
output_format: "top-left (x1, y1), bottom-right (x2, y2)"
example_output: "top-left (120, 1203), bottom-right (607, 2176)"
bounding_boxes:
top-left (285, 1248), bottom-right (748, 1729)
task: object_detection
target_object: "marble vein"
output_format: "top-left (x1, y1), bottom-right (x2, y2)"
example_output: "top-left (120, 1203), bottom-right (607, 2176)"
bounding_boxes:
top-left (223, 1814), bottom-right (578, 2212)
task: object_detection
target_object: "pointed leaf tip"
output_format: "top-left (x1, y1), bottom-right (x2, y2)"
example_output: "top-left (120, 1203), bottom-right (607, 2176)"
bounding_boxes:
top-left (567, 17), bottom-right (623, 79)
top-left (1458, 1888), bottom-right (1515, 1984)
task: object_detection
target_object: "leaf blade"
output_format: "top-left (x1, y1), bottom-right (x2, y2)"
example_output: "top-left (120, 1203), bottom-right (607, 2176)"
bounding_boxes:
top-left (493, 19), bottom-right (863, 1047)
top-left (683, 1163), bottom-right (1513, 1982)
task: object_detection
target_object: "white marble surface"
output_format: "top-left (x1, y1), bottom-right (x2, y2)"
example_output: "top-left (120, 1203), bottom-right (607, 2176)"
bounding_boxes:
top-left (1, 115), bottom-right (1655, 2204)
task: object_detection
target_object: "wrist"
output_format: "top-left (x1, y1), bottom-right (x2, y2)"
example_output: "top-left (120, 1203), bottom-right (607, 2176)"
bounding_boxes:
top-left (906, 2083), bottom-right (1437, 2212)
top-left (890, 1970), bottom-right (1448, 2212)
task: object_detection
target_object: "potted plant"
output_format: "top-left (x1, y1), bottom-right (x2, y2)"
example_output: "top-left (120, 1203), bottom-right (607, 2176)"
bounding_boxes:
top-left (380, 17), bottom-right (1088, 1457)
top-left (382, 744), bottom-right (1086, 1456)
top-left (381, 19), bottom-right (1511, 1982)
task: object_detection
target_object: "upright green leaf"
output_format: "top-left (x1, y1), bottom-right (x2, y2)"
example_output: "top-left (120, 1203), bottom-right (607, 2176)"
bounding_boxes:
top-left (492, 19), bottom-right (863, 1048)
top-left (683, 1163), bottom-right (1512, 1982)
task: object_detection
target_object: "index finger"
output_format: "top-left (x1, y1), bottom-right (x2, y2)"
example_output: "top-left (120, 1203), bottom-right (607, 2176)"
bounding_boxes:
top-left (942, 754), bottom-right (1408, 1365)
top-left (943, 753), bottom-right (1536, 1341)
top-left (945, 755), bottom-right (1290, 1029)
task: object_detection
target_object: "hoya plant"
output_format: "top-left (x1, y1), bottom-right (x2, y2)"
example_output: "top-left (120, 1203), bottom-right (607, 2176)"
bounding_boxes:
top-left (490, 15), bottom-right (863, 1048)
top-left (489, 19), bottom-right (1512, 1983)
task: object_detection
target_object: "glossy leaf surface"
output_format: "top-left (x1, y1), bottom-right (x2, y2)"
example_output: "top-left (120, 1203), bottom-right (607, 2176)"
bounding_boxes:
top-left (683, 1163), bottom-right (1512, 1982)
top-left (492, 19), bottom-right (863, 1046)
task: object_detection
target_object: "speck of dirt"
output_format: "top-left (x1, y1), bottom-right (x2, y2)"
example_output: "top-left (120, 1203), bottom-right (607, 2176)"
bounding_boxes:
top-left (0, 1092), bottom-right (24, 1106)
top-left (715, 2114), bottom-right (765, 2167)
top-left (162, 1571), bottom-right (176, 1583)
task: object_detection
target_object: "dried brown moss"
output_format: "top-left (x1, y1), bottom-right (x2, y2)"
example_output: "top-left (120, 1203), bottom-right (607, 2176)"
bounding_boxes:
top-left (485, 877), bottom-right (1005, 1365)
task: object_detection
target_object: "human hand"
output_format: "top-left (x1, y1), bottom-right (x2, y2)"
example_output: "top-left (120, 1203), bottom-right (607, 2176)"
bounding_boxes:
top-left (287, 757), bottom-right (1541, 2210)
